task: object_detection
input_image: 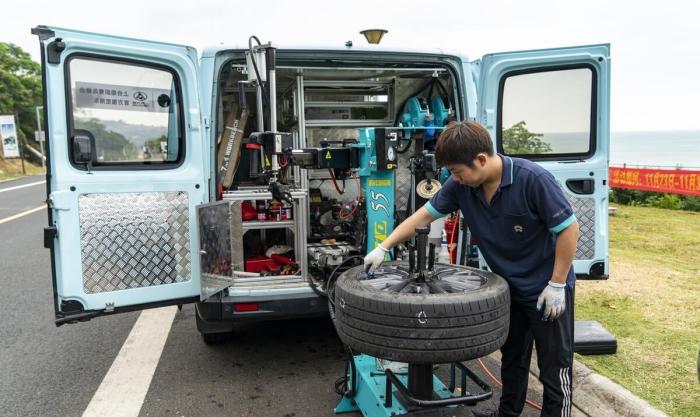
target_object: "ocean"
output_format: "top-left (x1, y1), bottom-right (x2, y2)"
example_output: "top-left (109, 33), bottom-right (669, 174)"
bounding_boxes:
top-left (536, 130), bottom-right (700, 169)
top-left (610, 130), bottom-right (700, 169)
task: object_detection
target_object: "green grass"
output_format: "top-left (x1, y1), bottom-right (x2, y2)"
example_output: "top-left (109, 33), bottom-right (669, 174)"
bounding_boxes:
top-left (575, 205), bottom-right (700, 417)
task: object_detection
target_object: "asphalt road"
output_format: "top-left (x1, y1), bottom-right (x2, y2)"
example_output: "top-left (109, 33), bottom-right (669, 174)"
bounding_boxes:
top-left (0, 175), bottom-right (48, 216)
top-left (0, 175), bottom-right (140, 417)
top-left (0, 175), bottom-right (546, 417)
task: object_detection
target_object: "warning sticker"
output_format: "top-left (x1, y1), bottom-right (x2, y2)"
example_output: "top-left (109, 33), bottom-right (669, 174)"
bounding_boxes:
top-left (325, 150), bottom-right (332, 160)
top-left (75, 82), bottom-right (171, 113)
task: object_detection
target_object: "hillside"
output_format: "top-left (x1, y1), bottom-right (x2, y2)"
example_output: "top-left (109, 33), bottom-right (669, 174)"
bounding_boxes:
top-left (0, 158), bottom-right (44, 181)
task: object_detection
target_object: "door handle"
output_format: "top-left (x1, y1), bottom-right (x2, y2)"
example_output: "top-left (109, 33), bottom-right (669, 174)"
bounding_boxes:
top-left (566, 179), bottom-right (595, 195)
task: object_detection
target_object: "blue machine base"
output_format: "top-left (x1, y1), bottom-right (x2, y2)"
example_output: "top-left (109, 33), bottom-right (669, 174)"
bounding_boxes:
top-left (334, 355), bottom-right (454, 416)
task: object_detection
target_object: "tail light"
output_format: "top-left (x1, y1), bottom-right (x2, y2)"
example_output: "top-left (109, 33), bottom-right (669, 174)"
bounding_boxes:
top-left (233, 303), bottom-right (260, 313)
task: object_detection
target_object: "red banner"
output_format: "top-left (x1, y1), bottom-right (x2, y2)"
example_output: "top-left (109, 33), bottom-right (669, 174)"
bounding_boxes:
top-left (609, 166), bottom-right (700, 196)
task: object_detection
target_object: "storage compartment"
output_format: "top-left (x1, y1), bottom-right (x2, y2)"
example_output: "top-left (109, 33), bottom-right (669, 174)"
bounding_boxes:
top-left (242, 222), bottom-right (297, 275)
top-left (212, 52), bottom-right (461, 291)
top-left (221, 189), bottom-right (308, 290)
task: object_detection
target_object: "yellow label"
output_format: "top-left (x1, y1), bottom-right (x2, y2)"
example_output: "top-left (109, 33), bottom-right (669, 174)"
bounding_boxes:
top-left (264, 154), bottom-right (270, 167)
top-left (325, 151), bottom-right (332, 160)
top-left (373, 221), bottom-right (388, 244)
top-left (368, 179), bottom-right (391, 186)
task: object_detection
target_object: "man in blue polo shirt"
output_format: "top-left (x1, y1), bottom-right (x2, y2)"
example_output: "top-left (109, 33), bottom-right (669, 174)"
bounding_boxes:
top-left (364, 121), bottom-right (579, 417)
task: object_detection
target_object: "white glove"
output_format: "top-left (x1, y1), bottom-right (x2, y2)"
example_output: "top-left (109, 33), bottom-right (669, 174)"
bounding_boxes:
top-left (537, 281), bottom-right (566, 320)
top-left (364, 244), bottom-right (390, 273)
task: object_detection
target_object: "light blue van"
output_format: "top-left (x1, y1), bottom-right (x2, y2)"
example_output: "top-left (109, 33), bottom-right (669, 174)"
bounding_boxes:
top-left (32, 25), bottom-right (609, 341)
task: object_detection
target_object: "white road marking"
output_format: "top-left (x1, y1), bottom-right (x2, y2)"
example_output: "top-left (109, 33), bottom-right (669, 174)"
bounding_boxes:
top-left (0, 180), bottom-right (45, 193)
top-left (82, 306), bottom-right (177, 417)
top-left (0, 205), bottom-right (46, 225)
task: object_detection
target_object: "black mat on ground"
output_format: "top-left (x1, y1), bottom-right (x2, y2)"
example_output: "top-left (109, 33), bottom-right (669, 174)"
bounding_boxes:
top-left (574, 320), bottom-right (618, 355)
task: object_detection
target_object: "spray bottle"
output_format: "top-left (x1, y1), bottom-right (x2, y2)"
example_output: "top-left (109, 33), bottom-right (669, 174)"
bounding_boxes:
top-left (437, 230), bottom-right (451, 264)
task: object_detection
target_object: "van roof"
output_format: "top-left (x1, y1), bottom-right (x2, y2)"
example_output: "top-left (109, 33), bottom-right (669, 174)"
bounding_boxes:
top-left (201, 44), bottom-right (468, 61)
top-left (38, 26), bottom-right (469, 62)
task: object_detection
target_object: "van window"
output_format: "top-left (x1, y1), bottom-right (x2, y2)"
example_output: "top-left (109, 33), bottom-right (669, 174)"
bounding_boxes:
top-left (67, 56), bottom-right (182, 165)
top-left (498, 66), bottom-right (595, 158)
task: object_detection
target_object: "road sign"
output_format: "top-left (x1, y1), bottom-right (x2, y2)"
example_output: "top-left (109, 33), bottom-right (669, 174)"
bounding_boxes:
top-left (0, 115), bottom-right (20, 158)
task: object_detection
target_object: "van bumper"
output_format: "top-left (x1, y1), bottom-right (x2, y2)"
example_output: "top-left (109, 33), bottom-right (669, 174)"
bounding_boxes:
top-left (195, 291), bottom-right (329, 333)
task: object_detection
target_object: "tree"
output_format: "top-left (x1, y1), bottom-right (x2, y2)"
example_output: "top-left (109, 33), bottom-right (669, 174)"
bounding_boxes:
top-left (145, 135), bottom-right (167, 152)
top-left (74, 118), bottom-right (137, 161)
top-left (0, 43), bottom-right (42, 154)
top-left (501, 121), bottom-right (552, 154)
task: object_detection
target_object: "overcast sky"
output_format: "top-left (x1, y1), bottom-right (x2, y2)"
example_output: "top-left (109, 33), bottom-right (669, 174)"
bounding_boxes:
top-left (3, 0), bottom-right (699, 132)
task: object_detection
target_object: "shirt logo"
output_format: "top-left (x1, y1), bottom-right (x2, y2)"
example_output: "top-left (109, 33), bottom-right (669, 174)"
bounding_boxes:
top-left (514, 225), bottom-right (524, 233)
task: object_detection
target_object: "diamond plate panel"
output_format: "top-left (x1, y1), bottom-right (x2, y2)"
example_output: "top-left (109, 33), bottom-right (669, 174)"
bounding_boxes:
top-left (567, 195), bottom-right (596, 259)
top-left (198, 201), bottom-right (243, 300)
top-left (78, 192), bottom-right (191, 294)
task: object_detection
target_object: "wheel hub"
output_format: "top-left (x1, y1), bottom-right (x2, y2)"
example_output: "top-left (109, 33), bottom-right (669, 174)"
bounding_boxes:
top-left (358, 265), bottom-right (487, 294)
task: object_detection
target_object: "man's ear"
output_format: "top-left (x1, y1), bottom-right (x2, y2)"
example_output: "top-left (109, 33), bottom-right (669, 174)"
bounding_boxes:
top-left (476, 153), bottom-right (488, 167)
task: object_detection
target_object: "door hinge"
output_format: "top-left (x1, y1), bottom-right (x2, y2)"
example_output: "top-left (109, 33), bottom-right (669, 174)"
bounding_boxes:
top-left (47, 38), bottom-right (66, 64)
top-left (47, 190), bottom-right (73, 211)
top-left (104, 302), bottom-right (115, 313)
top-left (44, 226), bottom-right (57, 249)
top-left (203, 117), bottom-right (210, 129)
top-left (483, 109), bottom-right (495, 129)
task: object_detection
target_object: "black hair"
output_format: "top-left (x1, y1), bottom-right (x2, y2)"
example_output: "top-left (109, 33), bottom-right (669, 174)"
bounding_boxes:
top-left (435, 120), bottom-right (494, 167)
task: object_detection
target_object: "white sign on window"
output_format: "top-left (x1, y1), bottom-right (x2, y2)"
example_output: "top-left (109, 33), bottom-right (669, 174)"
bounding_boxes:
top-left (0, 115), bottom-right (20, 158)
top-left (75, 82), bottom-right (172, 113)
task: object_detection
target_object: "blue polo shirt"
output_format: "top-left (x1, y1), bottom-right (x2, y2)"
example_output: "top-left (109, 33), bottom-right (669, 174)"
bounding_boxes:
top-left (426, 155), bottom-right (576, 304)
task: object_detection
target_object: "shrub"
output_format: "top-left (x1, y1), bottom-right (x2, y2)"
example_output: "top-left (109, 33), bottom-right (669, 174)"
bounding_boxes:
top-left (646, 193), bottom-right (682, 210)
top-left (680, 195), bottom-right (700, 211)
top-left (609, 189), bottom-right (700, 212)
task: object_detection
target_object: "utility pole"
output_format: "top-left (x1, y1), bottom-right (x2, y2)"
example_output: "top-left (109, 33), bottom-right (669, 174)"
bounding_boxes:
top-left (14, 111), bottom-right (26, 175)
top-left (35, 106), bottom-right (45, 167)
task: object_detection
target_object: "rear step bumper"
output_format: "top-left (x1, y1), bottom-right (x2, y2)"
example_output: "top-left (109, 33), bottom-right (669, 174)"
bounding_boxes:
top-left (196, 290), bottom-right (329, 333)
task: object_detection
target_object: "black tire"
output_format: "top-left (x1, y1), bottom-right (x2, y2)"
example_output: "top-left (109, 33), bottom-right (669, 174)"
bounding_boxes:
top-left (333, 262), bottom-right (510, 364)
top-left (201, 331), bottom-right (233, 345)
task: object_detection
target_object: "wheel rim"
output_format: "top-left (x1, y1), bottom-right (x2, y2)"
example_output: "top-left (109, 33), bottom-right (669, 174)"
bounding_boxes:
top-left (358, 264), bottom-right (487, 294)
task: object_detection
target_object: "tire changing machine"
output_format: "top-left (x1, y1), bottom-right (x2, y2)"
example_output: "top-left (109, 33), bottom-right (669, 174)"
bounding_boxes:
top-left (334, 216), bottom-right (495, 416)
top-left (334, 355), bottom-right (493, 416)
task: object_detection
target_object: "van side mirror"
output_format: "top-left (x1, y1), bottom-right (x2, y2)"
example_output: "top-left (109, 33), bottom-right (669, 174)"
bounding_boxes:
top-left (71, 134), bottom-right (94, 165)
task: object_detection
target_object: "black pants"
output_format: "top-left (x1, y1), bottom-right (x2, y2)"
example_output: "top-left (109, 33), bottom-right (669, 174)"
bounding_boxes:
top-left (498, 286), bottom-right (574, 417)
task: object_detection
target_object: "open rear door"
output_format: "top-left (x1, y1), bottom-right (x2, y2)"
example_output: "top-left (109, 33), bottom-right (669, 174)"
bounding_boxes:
top-left (33, 26), bottom-right (212, 324)
top-left (476, 44), bottom-right (610, 279)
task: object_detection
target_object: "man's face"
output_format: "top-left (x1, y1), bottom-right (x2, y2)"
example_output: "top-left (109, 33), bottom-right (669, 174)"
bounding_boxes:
top-left (446, 155), bottom-right (487, 187)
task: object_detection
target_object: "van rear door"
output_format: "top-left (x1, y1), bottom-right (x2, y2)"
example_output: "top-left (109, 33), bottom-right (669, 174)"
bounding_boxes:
top-left (33, 26), bottom-right (212, 324)
top-left (475, 44), bottom-right (610, 279)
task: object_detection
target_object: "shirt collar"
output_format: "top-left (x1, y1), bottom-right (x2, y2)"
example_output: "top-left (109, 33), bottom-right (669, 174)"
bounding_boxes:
top-left (498, 154), bottom-right (514, 188)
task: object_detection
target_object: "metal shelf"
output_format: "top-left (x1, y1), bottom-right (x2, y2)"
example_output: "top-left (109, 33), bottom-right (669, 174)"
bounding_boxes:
top-left (305, 101), bottom-right (389, 108)
top-left (222, 190), bottom-right (308, 200)
top-left (305, 120), bottom-right (393, 128)
top-left (241, 220), bottom-right (295, 230)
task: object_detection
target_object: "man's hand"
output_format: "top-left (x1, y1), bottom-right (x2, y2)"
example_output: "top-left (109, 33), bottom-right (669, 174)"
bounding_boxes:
top-left (364, 245), bottom-right (390, 273)
top-left (537, 281), bottom-right (566, 320)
